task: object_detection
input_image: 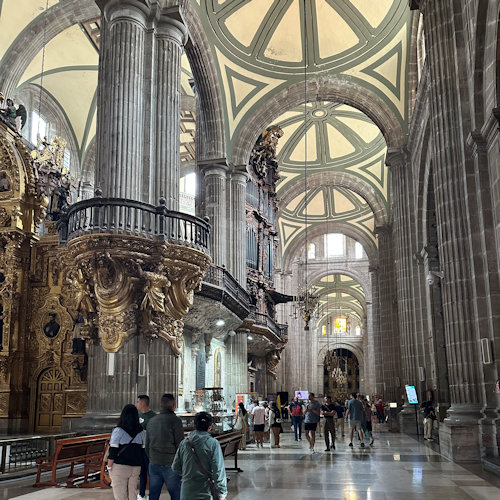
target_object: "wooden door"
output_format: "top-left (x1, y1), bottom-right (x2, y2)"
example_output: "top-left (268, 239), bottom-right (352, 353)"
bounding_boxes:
top-left (35, 368), bottom-right (65, 433)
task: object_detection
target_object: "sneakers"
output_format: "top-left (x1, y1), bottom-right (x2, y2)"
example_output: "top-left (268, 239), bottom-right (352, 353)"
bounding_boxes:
top-left (324, 448), bottom-right (330, 452)
top-left (348, 442), bottom-right (353, 447)
top-left (361, 442), bottom-right (365, 448)
top-left (137, 495), bottom-right (147, 500)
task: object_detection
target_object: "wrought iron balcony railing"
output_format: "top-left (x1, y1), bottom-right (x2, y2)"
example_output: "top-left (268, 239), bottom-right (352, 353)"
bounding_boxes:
top-left (57, 197), bottom-right (210, 253)
top-left (199, 265), bottom-right (251, 319)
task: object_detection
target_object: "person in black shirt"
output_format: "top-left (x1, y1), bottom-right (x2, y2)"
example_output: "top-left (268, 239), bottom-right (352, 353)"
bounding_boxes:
top-left (334, 400), bottom-right (346, 437)
top-left (422, 401), bottom-right (436, 440)
top-left (321, 396), bottom-right (337, 451)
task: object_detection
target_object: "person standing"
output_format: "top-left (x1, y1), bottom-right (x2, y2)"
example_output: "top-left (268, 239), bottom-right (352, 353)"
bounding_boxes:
top-left (136, 395), bottom-right (156, 500)
top-left (251, 401), bottom-right (266, 447)
top-left (172, 412), bottom-right (227, 500)
top-left (376, 399), bottom-right (385, 423)
top-left (422, 401), bottom-right (436, 441)
top-left (289, 397), bottom-right (303, 441)
top-left (268, 401), bottom-right (282, 448)
top-left (321, 396), bottom-right (337, 451)
top-left (107, 404), bottom-right (146, 500)
top-left (361, 399), bottom-right (374, 446)
top-left (334, 399), bottom-right (345, 437)
top-left (145, 394), bottom-right (184, 500)
top-left (304, 393), bottom-right (321, 453)
top-left (345, 393), bottom-right (365, 448)
top-left (234, 402), bottom-right (248, 450)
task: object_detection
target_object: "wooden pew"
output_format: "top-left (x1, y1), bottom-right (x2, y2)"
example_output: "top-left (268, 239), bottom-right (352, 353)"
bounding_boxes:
top-left (216, 432), bottom-right (243, 473)
top-left (34, 434), bottom-right (110, 487)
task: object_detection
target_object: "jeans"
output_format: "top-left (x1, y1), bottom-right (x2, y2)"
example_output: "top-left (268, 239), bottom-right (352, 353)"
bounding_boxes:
top-left (148, 463), bottom-right (181, 500)
top-left (292, 416), bottom-right (303, 440)
top-left (139, 454), bottom-right (149, 496)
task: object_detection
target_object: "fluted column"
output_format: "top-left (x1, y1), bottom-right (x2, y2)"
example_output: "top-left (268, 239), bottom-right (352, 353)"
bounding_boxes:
top-left (367, 267), bottom-right (379, 396)
top-left (202, 164), bottom-right (227, 267)
top-left (95, 0), bottom-right (149, 200)
top-left (152, 14), bottom-right (188, 209)
top-left (416, 0), bottom-right (483, 461)
top-left (227, 329), bottom-right (248, 395)
top-left (230, 169), bottom-right (249, 285)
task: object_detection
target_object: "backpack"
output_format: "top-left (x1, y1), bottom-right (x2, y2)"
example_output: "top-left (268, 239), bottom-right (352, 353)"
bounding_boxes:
top-left (291, 404), bottom-right (302, 417)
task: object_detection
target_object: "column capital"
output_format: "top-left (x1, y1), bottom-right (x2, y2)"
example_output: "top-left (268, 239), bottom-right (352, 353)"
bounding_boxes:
top-left (155, 11), bottom-right (188, 45)
top-left (466, 130), bottom-right (487, 159)
top-left (96, 0), bottom-right (150, 25)
top-left (198, 159), bottom-right (229, 177)
top-left (385, 147), bottom-right (407, 169)
top-left (229, 165), bottom-right (250, 183)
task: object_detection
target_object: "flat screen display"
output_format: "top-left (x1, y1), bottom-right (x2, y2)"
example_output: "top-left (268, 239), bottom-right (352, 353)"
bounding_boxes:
top-left (295, 390), bottom-right (309, 400)
top-left (405, 385), bottom-right (419, 404)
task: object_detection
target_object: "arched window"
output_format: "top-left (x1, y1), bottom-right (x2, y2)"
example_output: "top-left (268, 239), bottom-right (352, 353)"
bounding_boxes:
top-left (179, 172), bottom-right (196, 215)
top-left (355, 325), bottom-right (361, 336)
top-left (30, 111), bottom-right (47, 144)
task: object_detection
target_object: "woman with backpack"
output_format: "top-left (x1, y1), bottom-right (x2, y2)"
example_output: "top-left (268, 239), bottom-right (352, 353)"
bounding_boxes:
top-left (289, 397), bottom-right (304, 441)
top-left (107, 404), bottom-right (146, 500)
top-left (268, 401), bottom-right (283, 448)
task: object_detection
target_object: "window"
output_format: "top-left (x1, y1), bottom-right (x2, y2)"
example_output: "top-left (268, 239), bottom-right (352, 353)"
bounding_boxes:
top-left (63, 149), bottom-right (71, 171)
top-left (30, 111), bottom-right (47, 144)
top-left (325, 233), bottom-right (345, 257)
top-left (334, 317), bottom-right (347, 333)
top-left (355, 241), bottom-right (364, 259)
top-left (355, 325), bottom-right (361, 336)
top-left (307, 243), bottom-right (316, 259)
top-left (180, 172), bottom-right (196, 195)
top-left (322, 324), bottom-right (327, 336)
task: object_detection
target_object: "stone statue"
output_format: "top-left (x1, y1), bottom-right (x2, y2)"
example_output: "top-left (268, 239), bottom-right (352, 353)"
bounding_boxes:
top-left (0, 98), bottom-right (27, 131)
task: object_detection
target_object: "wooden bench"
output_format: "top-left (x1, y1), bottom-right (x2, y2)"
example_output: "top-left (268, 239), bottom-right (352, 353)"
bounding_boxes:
top-left (216, 432), bottom-right (243, 473)
top-left (34, 434), bottom-right (110, 487)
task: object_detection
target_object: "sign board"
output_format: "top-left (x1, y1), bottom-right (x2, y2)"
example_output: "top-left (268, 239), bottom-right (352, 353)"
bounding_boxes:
top-left (405, 385), bottom-right (419, 404)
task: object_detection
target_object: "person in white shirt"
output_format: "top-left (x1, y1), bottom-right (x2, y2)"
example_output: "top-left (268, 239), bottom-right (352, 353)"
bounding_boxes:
top-left (251, 402), bottom-right (266, 448)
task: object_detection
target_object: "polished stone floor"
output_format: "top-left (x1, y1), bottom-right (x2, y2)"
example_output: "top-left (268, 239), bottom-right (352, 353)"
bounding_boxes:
top-left (2, 430), bottom-right (500, 499)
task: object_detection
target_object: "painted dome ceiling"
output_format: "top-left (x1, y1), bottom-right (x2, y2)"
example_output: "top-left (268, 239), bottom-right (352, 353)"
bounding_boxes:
top-left (274, 101), bottom-right (388, 264)
top-left (196, 0), bottom-right (411, 145)
top-left (314, 274), bottom-right (366, 329)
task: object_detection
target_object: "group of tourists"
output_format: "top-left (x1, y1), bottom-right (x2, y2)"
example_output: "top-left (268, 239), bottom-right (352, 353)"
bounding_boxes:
top-left (233, 392), bottom-right (377, 454)
top-left (108, 394), bottom-right (227, 500)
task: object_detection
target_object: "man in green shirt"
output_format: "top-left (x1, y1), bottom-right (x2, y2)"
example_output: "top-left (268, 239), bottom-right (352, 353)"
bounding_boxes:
top-left (136, 394), bottom-right (156, 500)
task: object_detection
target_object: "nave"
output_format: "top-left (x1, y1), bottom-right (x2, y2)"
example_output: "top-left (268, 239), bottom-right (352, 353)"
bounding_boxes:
top-left (2, 431), bottom-right (500, 500)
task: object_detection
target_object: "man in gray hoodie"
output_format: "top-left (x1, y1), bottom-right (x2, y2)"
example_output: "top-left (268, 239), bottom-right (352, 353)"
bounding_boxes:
top-left (146, 393), bottom-right (184, 500)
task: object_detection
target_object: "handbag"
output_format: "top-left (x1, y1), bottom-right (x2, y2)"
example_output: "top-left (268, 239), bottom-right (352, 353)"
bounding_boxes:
top-left (188, 435), bottom-right (219, 500)
top-left (234, 417), bottom-right (243, 430)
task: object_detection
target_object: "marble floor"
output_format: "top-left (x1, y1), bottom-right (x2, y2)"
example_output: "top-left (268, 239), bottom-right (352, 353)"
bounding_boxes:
top-left (2, 429), bottom-right (500, 499)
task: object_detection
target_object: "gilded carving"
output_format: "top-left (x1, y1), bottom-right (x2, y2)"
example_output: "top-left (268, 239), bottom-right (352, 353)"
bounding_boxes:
top-left (63, 235), bottom-right (211, 354)
top-left (0, 207), bottom-right (11, 227)
top-left (0, 392), bottom-right (8, 416)
top-left (65, 390), bottom-right (87, 416)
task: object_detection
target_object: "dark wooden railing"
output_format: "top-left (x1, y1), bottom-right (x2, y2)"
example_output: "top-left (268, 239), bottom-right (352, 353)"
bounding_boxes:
top-left (251, 310), bottom-right (288, 339)
top-left (57, 197), bottom-right (210, 253)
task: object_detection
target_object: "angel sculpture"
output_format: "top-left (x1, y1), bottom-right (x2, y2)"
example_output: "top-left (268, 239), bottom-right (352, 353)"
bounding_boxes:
top-left (0, 98), bottom-right (26, 132)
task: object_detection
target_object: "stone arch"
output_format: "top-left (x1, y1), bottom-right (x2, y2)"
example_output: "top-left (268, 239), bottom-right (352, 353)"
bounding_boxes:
top-left (407, 10), bottom-right (421, 120)
top-left (315, 286), bottom-right (367, 315)
top-left (277, 171), bottom-right (388, 227)
top-left (183, 2), bottom-right (226, 161)
top-left (0, 0), bottom-right (100, 96)
top-left (306, 266), bottom-right (371, 299)
top-left (316, 302), bottom-right (365, 324)
top-left (282, 222), bottom-right (378, 272)
top-left (231, 76), bottom-right (405, 167)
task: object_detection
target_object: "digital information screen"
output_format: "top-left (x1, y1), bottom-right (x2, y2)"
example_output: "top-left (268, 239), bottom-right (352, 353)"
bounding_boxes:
top-left (405, 385), bottom-right (419, 404)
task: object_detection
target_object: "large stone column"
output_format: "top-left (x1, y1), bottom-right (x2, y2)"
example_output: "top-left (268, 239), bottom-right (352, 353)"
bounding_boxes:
top-left (226, 329), bottom-right (248, 396)
top-left (416, 0), bottom-right (483, 462)
top-left (95, 0), bottom-right (149, 200)
top-left (151, 13), bottom-right (188, 209)
top-left (367, 267), bottom-right (380, 396)
top-left (201, 163), bottom-right (227, 267)
top-left (229, 169), bottom-right (248, 285)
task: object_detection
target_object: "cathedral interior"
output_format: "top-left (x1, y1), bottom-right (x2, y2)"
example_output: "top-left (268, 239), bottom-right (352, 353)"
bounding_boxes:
top-left (0, 0), bottom-right (500, 494)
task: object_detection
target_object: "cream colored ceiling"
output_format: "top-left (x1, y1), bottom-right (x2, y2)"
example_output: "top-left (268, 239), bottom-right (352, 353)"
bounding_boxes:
top-left (198, 0), bottom-right (411, 145)
top-left (276, 101), bottom-right (387, 263)
top-left (314, 274), bottom-right (366, 330)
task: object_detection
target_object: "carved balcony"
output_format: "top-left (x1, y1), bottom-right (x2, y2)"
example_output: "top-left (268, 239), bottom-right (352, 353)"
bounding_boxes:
top-left (56, 197), bottom-right (211, 353)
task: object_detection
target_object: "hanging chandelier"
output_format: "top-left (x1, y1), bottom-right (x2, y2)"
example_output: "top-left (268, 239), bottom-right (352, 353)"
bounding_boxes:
top-left (325, 349), bottom-right (347, 385)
